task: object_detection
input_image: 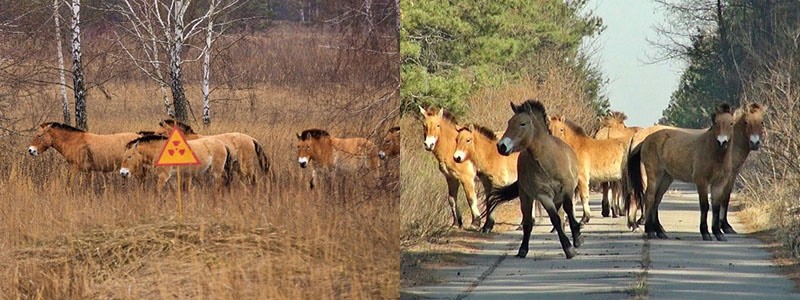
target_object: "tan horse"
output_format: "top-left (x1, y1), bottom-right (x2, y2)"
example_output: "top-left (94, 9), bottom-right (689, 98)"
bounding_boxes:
top-left (419, 106), bottom-right (491, 229)
top-left (296, 128), bottom-right (379, 189)
top-left (625, 104), bottom-right (735, 241)
top-left (486, 100), bottom-right (583, 259)
top-left (119, 134), bottom-right (233, 195)
top-left (156, 120), bottom-right (270, 185)
top-left (593, 112), bottom-right (641, 218)
top-left (548, 116), bottom-right (631, 224)
top-left (453, 124), bottom-right (520, 233)
top-left (28, 122), bottom-right (142, 180)
top-left (378, 126), bottom-right (400, 159)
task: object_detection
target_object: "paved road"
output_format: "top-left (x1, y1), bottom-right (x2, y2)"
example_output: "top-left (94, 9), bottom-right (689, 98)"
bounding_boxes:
top-left (402, 184), bottom-right (799, 299)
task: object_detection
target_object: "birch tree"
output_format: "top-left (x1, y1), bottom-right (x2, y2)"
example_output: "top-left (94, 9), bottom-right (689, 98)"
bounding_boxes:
top-left (70, 0), bottom-right (88, 130)
top-left (54, 0), bottom-right (70, 125)
top-left (110, 0), bottom-right (244, 123)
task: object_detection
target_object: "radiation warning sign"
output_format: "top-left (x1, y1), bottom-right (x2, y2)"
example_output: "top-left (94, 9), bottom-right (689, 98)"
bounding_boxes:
top-left (155, 127), bottom-right (201, 166)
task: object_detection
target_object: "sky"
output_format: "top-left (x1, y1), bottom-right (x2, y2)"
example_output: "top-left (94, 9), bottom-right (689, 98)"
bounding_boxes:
top-left (584, 0), bottom-right (687, 127)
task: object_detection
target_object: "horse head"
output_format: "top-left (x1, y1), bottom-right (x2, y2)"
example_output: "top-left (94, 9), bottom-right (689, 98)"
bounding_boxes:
top-left (711, 104), bottom-right (735, 150)
top-left (497, 100), bottom-right (548, 156)
top-left (378, 126), bottom-right (400, 160)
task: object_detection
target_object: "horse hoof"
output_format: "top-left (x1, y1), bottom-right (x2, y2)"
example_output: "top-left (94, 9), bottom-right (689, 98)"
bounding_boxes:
top-left (702, 233), bottom-right (713, 241)
top-left (637, 218), bottom-right (645, 226)
top-left (565, 247), bottom-right (577, 259)
top-left (645, 232), bottom-right (657, 240)
top-left (715, 233), bottom-right (727, 242)
top-left (471, 220), bottom-right (481, 228)
top-left (549, 226), bottom-right (557, 233)
top-left (574, 234), bottom-right (584, 248)
top-left (516, 249), bottom-right (528, 258)
top-left (481, 226), bottom-right (493, 234)
top-left (657, 232), bottom-right (669, 239)
top-left (515, 225), bottom-right (524, 231)
top-left (722, 227), bottom-right (737, 234)
top-left (580, 217), bottom-right (590, 224)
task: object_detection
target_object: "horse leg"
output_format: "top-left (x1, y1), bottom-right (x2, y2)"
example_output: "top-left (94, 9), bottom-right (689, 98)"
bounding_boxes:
top-left (601, 182), bottom-right (611, 217)
top-left (516, 193), bottom-right (535, 258)
top-left (696, 182), bottom-right (713, 241)
top-left (445, 176), bottom-right (464, 228)
top-left (459, 175), bottom-right (482, 229)
top-left (720, 177), bottom-right (737, 234)
top-left (543, 193), bottom-right (576, 259)
top-left (711, 183), bottom-right (727, 241)
top-left (652, 175), bottom-right (673, 239)
top-left (643, 171), bottom-right (660, 239)
top-left (562, 192), bottom-right (583, 248)
top-left (577, 174), bottom-right (591, 224)
top-left (611, 181), bottom-right (622, 218)
top-left (481, 184), bottom-right (496, 234)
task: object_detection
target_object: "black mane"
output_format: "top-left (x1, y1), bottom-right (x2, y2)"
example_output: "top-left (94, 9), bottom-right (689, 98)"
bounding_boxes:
top-left (516, 99), bottom-right (551, 134)
top-left (562, 119), bottom-right (589, 137)
top-left (460, 124), bottom-right (497, 140)
top-left (42, 122), bottom-right (85, 132)
top-left (126, 134), bottom-right (167, 148)
top-left (159, 119), bottom-right (196, 134)
top-left (424, 107), bottom-right (457, 123)
top-left (299, 129), bottom-right (330, 140)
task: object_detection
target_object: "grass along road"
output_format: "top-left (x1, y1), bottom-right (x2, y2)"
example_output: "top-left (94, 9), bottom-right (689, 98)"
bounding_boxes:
top-left (402, 182), bottom-right (799, 299)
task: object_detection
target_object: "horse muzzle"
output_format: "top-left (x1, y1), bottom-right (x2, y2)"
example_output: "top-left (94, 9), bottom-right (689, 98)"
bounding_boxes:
top-left (717, 135), bottom-right (729, 150)
top-left (27, 146), bottom-right (38, 156)
top-left (423, 136), bottom-right (437, 151)
top-left (378, 151), bottom-right (387, 160)
top-left (749, 135), bottom-right (761, 150)
top-left (496, 138), bottom-right (513, 156)
top-left (453, 150), bottom-right (466, 163)
top-left (119, 168), bottom-right (131, 178)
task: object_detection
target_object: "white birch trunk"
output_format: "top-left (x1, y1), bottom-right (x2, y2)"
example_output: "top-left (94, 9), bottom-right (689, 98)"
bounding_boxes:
top-left (54, 0), bottom-right (70, 125)
top-left (169, 0), bottom-right (189, 122)
top-left (201, 0), bottom-right (216, 125)
top-left (71, 0), bottom-right (87, 130)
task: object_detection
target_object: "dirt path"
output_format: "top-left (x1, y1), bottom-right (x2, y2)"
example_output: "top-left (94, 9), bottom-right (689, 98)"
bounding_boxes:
top-left (402, 184), bottom-right (799, 299)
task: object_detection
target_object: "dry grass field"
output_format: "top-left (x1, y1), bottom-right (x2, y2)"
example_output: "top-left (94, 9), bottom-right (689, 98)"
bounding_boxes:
top-left (0, 24), bottom-right (399, 299)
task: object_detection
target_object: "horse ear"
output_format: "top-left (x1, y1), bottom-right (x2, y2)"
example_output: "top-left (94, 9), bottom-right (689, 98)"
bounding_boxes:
top-left (418, 105), bottom-right (426, 116)
top-left (468, 124), bottom-right (475, 131)
top-left (437, 108), bottom-right (444, 118)
top-left (749, 103), bottom-right (762, 113)
top-left (510, 102), bottom-right (518, 113)
top-left (296, 132), bottom-right (302, 140)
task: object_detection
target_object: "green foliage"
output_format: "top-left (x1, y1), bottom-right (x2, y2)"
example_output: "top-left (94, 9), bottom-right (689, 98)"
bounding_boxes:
top-left (401, 0), bottom-right (604, 116)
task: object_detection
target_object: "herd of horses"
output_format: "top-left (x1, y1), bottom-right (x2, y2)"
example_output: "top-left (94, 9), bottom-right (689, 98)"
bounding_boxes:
top-left (419, 99), bottom-right (766, 259)
top-left (27, 120), bottom-right (400, 194)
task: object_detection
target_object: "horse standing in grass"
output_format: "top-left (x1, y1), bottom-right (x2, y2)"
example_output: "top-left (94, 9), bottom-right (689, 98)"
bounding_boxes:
top-left (594, 112), bottom-right (641, 218)
top-left (155, 120), bottom-right (270, 185)
top-left (119, 135), bottom-right (233, 195)
top-left (28, 122), bottom-right (142, 181)
top-left (419, 106), bottom-right (491, 229)
top-left (378, 126), bottom-right (400, 160)
top-left (295, 129), bottom-right (380, 189)
top-left (487, 100), bottom-right (583, 259)
top-left (625, 104), bottom-right (735, 241)
top-left (548, 116), bottom-right (631, 224)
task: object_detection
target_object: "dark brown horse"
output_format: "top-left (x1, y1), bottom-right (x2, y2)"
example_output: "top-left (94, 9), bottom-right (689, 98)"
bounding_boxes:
top-left (487, 100), bottom-right (583, 259)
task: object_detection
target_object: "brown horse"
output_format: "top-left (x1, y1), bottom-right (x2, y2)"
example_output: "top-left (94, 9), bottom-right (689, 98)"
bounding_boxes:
top-left (378, 126), bottom-right (400, 160)
top-left (594, 112), bottom-right (641, 218)
top-left (295, 128), bottom-right (380, 189)
top-left (625, 104), bottom-right (735, 241)
top-left (486, 100), bottom-right (583, 259)
top-left (119, 134), bottom-right (233, 195)
top-left (28, 122), bottom-right (142, 180)
top-left (548, 116), bottom-right (631, 224)
top-left (156, 120), bottom-right (270, 185)
top-left (419, 106), bottom-right (490, 229)
top-left (716, 103), bottom-right (765, 233)
top-left (453, 124), bottom-right (521, 233)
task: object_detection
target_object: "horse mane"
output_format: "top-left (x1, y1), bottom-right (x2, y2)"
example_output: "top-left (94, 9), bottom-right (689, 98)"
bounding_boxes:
top-left (160, 119), bottom-right (196, 134)
top-left (126, 134), bottom-right (167, 148)
top-left (137, 130), bottom-right (157, 136)
top-left (562, 119), bottom-right (589, 137)
top-left (517, 99), bottom-right (551, 133)
top-left (388, 126), bottom-right (400, 133)
top-left (425, 107), bottom-right (457, 123)
top-left (299, 129), bottom-right (330, 140)
top-left (602, 111), bottom-right (628, 126)
top-left (41, 122), bottom-right (85, 132)
top-left (461, 124), bottom-right (497, 140)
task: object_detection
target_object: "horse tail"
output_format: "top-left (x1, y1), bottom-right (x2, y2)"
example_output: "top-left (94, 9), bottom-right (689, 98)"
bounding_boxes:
top-left (482, 181), bottom-right (519, 218)
top-left (624, 143), bottom-right (644, 221)
top-left (223, 145), bottom-right (234, 187)
top-left (253, 139), bottom-right (270, 175)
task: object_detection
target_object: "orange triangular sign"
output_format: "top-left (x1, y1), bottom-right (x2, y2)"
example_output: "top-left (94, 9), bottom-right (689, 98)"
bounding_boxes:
top-left (155, 127), bottom-right (201, 166)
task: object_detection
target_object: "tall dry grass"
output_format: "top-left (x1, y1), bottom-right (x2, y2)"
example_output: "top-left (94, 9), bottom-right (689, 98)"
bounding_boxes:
top-left (400, 72), bottom-right (598, 246)
top-left (0, 85), bottom-right (398, 298)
